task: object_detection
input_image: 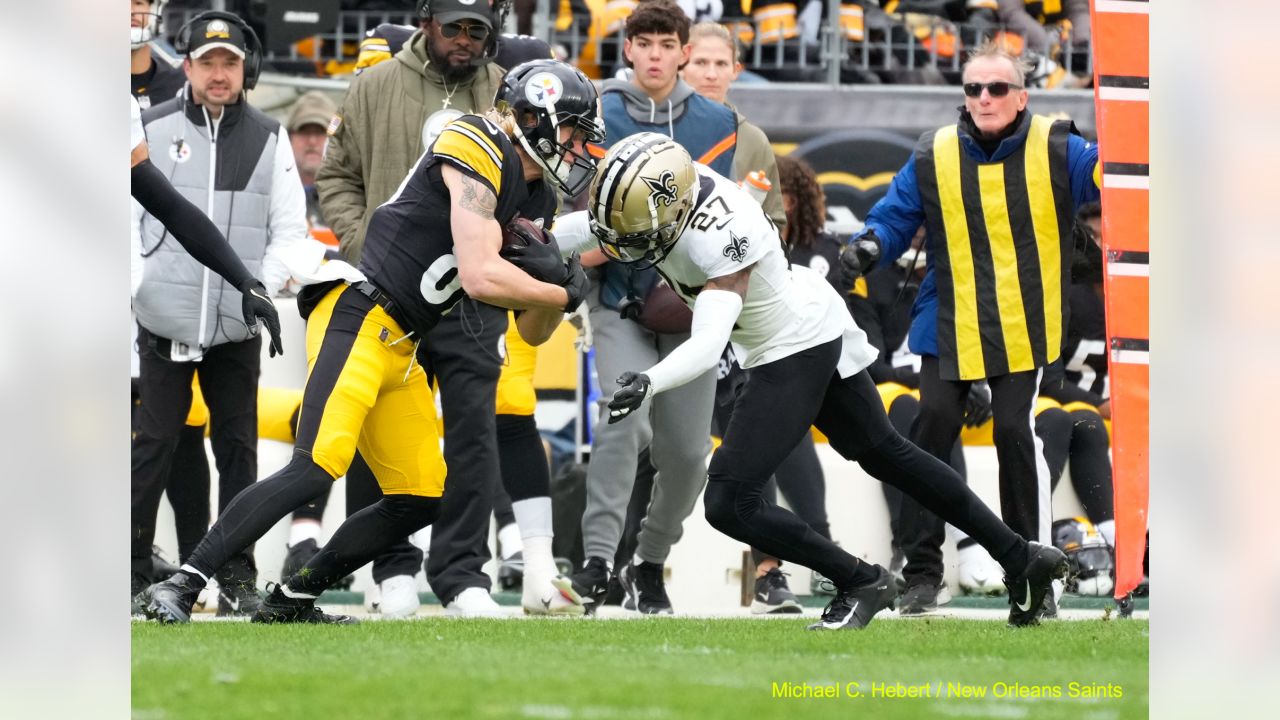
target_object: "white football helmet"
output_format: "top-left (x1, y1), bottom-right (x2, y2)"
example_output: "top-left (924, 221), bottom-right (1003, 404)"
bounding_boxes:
top-left (130, 0), bottom-right (168, 49)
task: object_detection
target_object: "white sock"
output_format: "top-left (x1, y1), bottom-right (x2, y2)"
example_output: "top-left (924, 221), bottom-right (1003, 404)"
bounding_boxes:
top-left (512, 496), bottom-right (554, 538)
top-left (497, 523), bottom-right (523, 560)
top-left (180, 564), bottom-right (209, 584)
top-left (1095, 519), bottom-right (1116, 547)
top-left (521, 535), bottom-right (558, 583)
top-left (287, 520), bottom-right (322, 548)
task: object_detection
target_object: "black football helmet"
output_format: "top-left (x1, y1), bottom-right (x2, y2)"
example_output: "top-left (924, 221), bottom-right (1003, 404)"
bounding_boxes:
top-left (495, 59), bottom-right (604, 197)
top-left (1051, 517), bottom-right (1115, 596)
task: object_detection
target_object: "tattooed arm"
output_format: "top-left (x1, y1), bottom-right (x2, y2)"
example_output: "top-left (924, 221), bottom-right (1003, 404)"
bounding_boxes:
top-left (441, 165), bottom-right (571, 339)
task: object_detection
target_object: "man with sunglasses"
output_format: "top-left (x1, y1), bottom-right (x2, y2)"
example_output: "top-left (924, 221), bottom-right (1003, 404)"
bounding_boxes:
top-left (841, 40), bottom-right (1100, 618)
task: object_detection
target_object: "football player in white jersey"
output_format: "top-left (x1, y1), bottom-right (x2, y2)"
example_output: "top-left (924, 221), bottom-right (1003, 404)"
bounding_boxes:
top-left (548, 133), bottom-right (1068, 629)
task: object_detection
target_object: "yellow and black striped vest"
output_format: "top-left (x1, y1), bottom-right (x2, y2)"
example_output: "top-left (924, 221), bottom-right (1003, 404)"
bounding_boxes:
top-left (915, 114), bottom-right (1075, 381)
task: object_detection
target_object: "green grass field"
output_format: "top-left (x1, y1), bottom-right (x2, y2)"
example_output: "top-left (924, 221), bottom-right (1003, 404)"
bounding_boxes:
top-left (132, 617), bottom-right (1148, 720)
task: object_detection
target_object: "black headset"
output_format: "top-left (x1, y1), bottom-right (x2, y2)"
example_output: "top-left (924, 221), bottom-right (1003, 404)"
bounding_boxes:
top-left (173, 10), bottom-right (263, 90)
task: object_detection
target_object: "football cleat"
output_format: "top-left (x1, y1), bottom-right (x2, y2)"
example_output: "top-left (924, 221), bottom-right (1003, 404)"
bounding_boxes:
top-left (750, 568), bottom-right (803, 615)
top-left (151, 545), bottom-right (181, 580)
top-left (141, 571), bottom-right (206, 624)
top-left (216, 556), bottom-right (262, 618)
top-left (806, 565), bottom-right (896, 631)
top-left (568, 556), bottom-right (612, 615)
top-left (523, 575), bottom-right (586, 616)
top-left (1005, 542), bottom-right (1070, 627)
top-left (444, 587), bottom-right (507, 618)
top-left (957, 544), bottom-right (1007, 596)
top-left (618, 560), bottom-right (673, 615)
top-left (251, 583), bottom-right (358, 625)
top-left (377, 574), bottom-right (421, 619)
top-left (897, 582), bottom-right (952, 616)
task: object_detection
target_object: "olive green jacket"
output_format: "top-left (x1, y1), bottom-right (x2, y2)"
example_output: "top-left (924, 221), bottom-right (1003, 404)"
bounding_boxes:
top-left (316, 30), bottom-right (504, 262)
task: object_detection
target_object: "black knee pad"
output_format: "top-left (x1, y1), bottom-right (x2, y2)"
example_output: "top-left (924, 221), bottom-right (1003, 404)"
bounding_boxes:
top-left (1070, 409), bottom-right (1111, 450)
top-left (378, 494), bottom-right (442, 528)
top-left (1036, 407), bottom-right (1072, 439)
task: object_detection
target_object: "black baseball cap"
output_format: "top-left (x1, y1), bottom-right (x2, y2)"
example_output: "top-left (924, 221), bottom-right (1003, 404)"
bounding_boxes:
top-left (428, 0), bottom-right (493, 28)
top-left (187, 17), bottom-right (248, 59)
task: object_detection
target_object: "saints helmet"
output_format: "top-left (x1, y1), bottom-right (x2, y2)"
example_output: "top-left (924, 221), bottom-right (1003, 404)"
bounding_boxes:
top-left (495, 59), bottom-right (604, 197)
top-left (1051, 517), bottom-right (1115, 597)
top-left (131, 0), bottom-right (168, 49)
top-left (588, 133), bottom-right (698, 267)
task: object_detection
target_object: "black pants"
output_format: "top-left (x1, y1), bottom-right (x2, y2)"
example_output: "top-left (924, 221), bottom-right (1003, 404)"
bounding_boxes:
top-left (131, 325), bottom-right (260, 578)
top-left (421, 300), bottom-right (506, 602)
top-left (1036, 407), bottom-right (1115, 524)
top-left (897, 355), bottom-right (1051, 586)
top-left (703, 338), bottom-right (1023, 591)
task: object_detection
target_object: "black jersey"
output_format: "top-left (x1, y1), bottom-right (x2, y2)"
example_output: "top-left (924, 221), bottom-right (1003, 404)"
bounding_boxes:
top-left (131, 56), bottom-right (186, 110)
top-left (1059, 283), bottom-right (1109, 400)
top-left (358, 114), bottom-right (556, 336)
top-left (787, 231), bottom-right (847, 295)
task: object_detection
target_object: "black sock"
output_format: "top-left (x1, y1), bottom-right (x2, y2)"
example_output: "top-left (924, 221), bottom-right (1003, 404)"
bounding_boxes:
top-left (995, 540), bottom-right (1030, 577)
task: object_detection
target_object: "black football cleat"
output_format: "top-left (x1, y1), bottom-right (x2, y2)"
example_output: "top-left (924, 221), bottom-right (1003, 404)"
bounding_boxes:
top-left (806, 565), bottom-right (896, 631)
top-left (568, 556), bottom-right (612, 615)
top-left (619, 560), bottom-right (673, 615)
top-left (1006, 542), bottom-right (1070, 627)
top-left (216, 555), bottom-right (262, 618)
top-left (251, 583), bottom-right (358, 625)
top-left (750, 568), bottom-right (803, 615)
top-left (498, 551), bottom-right (525, 591)
top-left (898, 582), bottom-right (952, 616)
top-left (142, 571), bottom-right (207, 624)
top-left (151, 545), bottom-right (181, 580)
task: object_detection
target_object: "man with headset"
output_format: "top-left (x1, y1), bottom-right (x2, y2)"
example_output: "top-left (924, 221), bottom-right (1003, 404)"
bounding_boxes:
top-left (130, 10), bottom-right (307, 617)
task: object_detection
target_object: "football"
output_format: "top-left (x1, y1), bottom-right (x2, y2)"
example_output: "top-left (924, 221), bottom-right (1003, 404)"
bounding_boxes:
top-left (502, 216), bottom-right (551, 249)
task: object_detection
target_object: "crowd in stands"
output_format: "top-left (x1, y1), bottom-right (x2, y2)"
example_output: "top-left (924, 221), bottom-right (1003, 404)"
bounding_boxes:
top-left (158, 0), bottom-right (1093, 87)
top-left (131, 0), bottom-right (1139, 624)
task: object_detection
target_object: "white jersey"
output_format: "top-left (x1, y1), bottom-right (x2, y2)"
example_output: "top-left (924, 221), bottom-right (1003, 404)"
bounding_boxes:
top-left (130, 95), bottom-right (146, 155)
top-left (557, 164), bottom-right (878, 377)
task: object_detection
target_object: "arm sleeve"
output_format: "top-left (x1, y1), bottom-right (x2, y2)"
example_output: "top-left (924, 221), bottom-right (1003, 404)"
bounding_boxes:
top-left (644, 289), bottom-right (742, 394)
top-left (262, 131), bottom-right (311, 295)
top-left (1067, 133), bottom-right (1102, 206)
top-left (315, 85), bottom-right (369, 262)
top-left (859, 156), bottom-right (926, 266)
top-left (550, 210), bottom-right (600, 258)
top-left (130, 158), bottom-right (254, 291)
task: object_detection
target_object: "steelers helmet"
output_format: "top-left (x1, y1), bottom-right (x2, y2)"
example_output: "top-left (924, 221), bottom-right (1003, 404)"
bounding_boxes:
top-left (1051, 517), bottom-right (1115, 597)
top-left (588, 133), bottom-right (698, 268)
top-left (495, 59), bottom-right (604, 197)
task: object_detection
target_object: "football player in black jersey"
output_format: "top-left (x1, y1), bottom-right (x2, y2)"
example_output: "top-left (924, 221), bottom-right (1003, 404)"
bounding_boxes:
top-left (138, 59), bottom-right (602, 624)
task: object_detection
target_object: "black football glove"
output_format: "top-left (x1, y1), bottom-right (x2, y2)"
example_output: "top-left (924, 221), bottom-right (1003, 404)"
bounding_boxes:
top-left (561, 253), bottom-right (590, 314)
top-left (839, 231), bottom-right (882, 286)
top-left (238, 279), bottom-right (283, 357)
top-left (607, 371), bottom-right (652, 424)
top-left (502, 227), bottom-right (569, 284)
top-left (963, 382), bottom-right (992, 428)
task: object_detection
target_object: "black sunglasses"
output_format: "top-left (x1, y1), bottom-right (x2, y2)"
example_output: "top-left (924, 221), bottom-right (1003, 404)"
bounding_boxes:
top-left (963, 81), bottom-right (1023, 98)
top-left (440, 22), bottom-right (490, 42)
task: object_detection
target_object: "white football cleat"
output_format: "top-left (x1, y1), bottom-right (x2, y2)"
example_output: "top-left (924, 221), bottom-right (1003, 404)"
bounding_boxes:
top-left (957, 544), bottom-right (1006, 596)
top-left (523, 575), bottom-right (585, 616)
top-left (378, 575), bottom-right (421, 619)
top-left (444, 587), bottom-right (507, 618)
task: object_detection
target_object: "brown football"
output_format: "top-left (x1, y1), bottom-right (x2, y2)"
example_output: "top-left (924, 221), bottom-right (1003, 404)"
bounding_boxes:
top-left (502, 216), bottom-right (551, 249)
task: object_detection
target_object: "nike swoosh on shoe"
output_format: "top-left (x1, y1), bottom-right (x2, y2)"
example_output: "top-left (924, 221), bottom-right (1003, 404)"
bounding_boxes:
top-left (822, 601), bottom-right (859, 629)
top-left (1014, 580), bottom-right (1032, 612)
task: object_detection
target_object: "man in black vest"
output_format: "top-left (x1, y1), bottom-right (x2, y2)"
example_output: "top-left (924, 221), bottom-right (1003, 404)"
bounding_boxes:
top-left (844, 40), bottom-right (1101, 622)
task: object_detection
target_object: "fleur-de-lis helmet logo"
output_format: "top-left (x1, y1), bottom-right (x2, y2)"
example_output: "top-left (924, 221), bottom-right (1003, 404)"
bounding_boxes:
top-left (643, 170), bottom-right (678, 210)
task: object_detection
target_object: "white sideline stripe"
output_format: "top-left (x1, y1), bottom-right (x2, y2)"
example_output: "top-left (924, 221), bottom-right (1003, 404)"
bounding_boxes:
top-left (1111, 348), bottom-right (1150, 365)
top-left (1096, 0), bottom-right (1150, 14)
top-left (1099, 86), bottom-right (1150, 102)
top-left (1104, 174), bottom-right (1150, 190)
top-left (1108, 263), bottom-right (1150, 277)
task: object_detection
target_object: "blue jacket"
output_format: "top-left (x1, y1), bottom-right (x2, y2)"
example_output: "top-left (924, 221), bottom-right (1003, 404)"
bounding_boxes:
top-left (858, 112), bottom-right (1100, 359)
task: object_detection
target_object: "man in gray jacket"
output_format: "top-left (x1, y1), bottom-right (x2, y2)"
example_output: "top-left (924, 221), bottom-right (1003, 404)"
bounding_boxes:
top-left (131, 11), bottom-right (305, 616)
